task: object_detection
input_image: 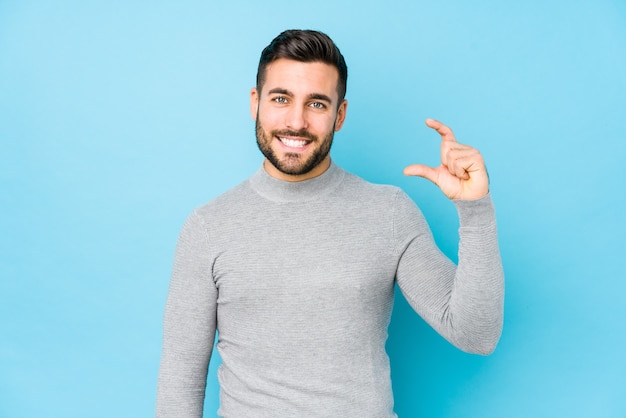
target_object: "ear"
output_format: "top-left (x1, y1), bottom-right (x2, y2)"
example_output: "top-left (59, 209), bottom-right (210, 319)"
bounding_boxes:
top-left (334, 99), bottom-right (348, 131)
top-left (250, 87), bottom-right (259, 120)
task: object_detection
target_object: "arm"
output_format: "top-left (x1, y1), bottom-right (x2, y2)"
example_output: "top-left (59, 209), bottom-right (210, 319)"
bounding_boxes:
top-left (397, 119), bottom-right (504, 354)
top-left (156, 211), bottom-right (218, 417)
top-left (394, 192), bottom-right (504, 354)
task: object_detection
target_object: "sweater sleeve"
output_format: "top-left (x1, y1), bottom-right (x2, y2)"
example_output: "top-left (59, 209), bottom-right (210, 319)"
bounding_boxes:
top-left (156, 210), bottom-right (218, 417)
top-left (394, 191), bottom-right (504, 355)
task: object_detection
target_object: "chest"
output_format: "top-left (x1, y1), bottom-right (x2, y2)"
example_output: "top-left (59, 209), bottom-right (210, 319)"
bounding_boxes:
top-left (210, 203), bottom-right (398, 315)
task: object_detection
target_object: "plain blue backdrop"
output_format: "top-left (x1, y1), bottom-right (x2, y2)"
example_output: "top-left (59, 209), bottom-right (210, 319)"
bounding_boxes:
top-left (1, 1), bottom-right (625, 417)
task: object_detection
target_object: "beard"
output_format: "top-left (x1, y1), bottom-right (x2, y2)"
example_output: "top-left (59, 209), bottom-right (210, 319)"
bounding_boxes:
top-left (255, 119), bottom-right (335, 177)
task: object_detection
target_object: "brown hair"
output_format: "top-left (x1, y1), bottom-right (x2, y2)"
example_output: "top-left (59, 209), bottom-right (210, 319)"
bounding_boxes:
top-left (256, 29), bottom-right (348, 101)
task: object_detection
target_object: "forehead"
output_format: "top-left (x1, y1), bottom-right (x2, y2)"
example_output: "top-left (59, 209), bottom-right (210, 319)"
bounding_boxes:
top-left (262, 59), bottom-right (340, 99)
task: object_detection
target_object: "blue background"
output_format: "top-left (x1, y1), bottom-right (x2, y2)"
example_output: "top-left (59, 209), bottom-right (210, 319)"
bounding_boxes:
top-left (1, 1), bottom-right (625, 417)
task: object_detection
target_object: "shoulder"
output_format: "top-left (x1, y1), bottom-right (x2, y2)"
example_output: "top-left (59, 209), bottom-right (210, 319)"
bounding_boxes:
top-left (191, 178), bottom-right (254, 220)
top-left (339, 170), bottom-right (413, 207)
top-left (337, 170), bottom-right (429, 243)
top-left (333, 170), bottom-right (426, 230)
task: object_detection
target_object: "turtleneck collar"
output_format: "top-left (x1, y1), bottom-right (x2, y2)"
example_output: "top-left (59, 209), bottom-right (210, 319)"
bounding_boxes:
top-left (249, 160), bottom-right (345, 203)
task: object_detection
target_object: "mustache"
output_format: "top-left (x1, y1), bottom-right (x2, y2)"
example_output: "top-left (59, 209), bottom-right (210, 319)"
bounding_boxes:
top-left (271, 129), bottom-right (317, 142)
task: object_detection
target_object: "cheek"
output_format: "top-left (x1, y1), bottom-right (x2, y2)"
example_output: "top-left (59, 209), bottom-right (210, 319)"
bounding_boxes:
top-left (316, 115), bottom-right (338, 134)
top-left (257, 108), bottom-right (284, 129)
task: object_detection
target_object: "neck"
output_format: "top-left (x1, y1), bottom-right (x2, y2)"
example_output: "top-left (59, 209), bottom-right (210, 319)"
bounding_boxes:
top-left (250, 160), bottom-right (344, 203)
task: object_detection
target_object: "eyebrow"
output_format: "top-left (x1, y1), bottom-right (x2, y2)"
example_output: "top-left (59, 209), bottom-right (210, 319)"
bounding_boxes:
top-left (267, 88), bottom-right (333, 104)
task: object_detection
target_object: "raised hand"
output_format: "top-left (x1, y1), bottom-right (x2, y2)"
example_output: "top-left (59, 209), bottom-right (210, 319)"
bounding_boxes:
top-left (403, 119), bottom-right (489, 200)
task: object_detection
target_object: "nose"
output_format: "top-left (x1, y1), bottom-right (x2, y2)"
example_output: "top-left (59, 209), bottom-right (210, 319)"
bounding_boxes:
top-left (285, 105), bottom-right (308, 131)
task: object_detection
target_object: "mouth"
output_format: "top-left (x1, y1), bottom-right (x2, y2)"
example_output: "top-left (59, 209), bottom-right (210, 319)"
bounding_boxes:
top-left (277, 136), bottom-right (312, 150)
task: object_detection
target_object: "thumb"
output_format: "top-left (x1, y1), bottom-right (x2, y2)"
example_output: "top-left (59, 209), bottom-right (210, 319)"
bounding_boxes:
top-left (403, 164), bottom-right (438, 184)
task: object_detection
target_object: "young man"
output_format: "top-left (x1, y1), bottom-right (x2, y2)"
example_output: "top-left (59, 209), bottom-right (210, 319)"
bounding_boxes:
top-left (157, 29), bottom-right (504, 417)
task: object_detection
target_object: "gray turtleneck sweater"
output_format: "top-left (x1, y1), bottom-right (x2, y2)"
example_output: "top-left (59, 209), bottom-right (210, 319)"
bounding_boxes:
top-left (156, 162), bottom-right (504, 417)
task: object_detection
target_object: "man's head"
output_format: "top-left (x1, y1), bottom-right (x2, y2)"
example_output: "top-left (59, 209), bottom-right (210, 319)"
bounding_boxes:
top-left (251, 30), bottom-right (349, 182)
top-left (256, 29), bottom-right (348, 102)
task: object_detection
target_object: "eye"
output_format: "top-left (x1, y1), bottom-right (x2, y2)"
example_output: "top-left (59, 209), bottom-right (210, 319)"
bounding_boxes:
top-left (273, 96), bottom-right (288, 104)
top-left (309, 101), bottom-right (326, 110)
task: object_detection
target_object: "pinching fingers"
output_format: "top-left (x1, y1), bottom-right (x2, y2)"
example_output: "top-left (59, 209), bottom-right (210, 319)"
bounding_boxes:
top-left (440, 140), bottom-right (469, 170)
top-left (444, 146), bottom-right (483, 180)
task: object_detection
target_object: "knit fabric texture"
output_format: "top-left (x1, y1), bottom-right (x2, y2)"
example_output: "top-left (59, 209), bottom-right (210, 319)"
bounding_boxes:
top-left (156, 162), bottom-right (504, 417)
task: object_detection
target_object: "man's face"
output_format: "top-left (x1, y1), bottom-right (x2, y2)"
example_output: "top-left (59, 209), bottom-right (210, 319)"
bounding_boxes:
top-left (251, 58), bottom-right (347, 182)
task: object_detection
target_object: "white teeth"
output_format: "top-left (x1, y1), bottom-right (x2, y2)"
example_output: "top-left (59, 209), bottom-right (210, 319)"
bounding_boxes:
top-left (279, 137), bottom-right (307, 148)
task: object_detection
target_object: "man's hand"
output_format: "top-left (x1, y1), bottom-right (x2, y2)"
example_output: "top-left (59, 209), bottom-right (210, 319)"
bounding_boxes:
top-left (403, 119), bottom-right (489, 200)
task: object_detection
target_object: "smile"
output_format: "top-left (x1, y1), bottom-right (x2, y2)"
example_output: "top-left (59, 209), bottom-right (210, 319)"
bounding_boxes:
top-left (278, 136), bottom-right (310, 149)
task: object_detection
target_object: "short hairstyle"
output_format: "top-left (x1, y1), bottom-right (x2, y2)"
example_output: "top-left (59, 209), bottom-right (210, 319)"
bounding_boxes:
top-left (256, 29), bottom-right (348, 102)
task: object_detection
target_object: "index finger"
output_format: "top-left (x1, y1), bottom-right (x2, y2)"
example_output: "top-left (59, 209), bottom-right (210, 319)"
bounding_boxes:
top-left (425, 118), bottom-right (457, 142)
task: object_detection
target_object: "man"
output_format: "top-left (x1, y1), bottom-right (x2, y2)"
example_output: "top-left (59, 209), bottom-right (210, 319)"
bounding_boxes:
top-left (157, 29), bottom-right (504, 417)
